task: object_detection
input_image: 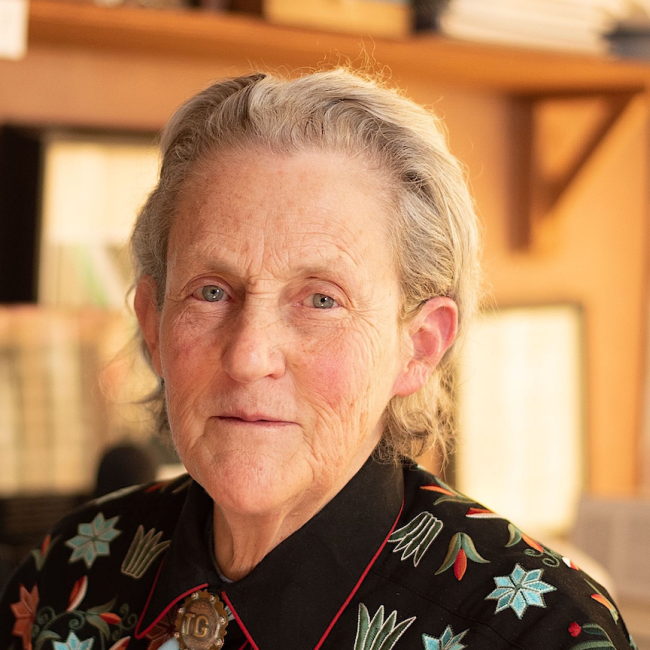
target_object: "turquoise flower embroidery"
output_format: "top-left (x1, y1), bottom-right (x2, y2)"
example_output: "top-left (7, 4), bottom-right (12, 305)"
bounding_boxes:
top-left (65, 512), bottom-right (121, 569)
top-left (53, 631), bottom-right (94, 650)
top-left (485, 563), bottom-right (556, 619)
top-left (422, 625), bottom-right (469, 650)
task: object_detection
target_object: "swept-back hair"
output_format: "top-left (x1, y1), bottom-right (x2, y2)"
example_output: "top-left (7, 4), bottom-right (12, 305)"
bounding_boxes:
top-left (131, 68), bottom-right (481, 462)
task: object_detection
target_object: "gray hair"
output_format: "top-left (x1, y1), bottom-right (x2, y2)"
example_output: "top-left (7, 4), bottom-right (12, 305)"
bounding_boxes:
top-left (131, 68), bottom-right (481, 462)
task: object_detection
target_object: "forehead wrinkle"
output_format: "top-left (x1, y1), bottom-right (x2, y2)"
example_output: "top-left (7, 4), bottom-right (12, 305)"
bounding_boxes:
top-left (170, 148), bottom-right (395, 290)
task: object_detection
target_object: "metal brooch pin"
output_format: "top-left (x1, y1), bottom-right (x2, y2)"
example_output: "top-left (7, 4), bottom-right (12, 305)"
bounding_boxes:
top-left (174, 590), bottom-right (229, 650)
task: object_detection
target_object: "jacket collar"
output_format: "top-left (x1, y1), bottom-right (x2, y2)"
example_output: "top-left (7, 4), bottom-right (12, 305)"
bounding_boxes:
top-left (136, 455), bottom-right (404, 648)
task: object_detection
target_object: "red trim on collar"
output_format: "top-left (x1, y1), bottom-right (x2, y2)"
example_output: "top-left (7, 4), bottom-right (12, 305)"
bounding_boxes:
top-left (237, 643), bottom-right (249, 650)
top-left (220, 497), bottom-right (404, 650)
top-left (313, 497), bottom-right (405, 650)
top-left (134, 560), bottom-right (208, 640)
top-left (221, 591), bottom-right (260, 650)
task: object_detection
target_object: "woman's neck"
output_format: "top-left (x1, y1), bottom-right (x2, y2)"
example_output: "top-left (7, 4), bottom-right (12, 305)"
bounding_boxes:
top-left (212, 503), bottom-right (308, 581)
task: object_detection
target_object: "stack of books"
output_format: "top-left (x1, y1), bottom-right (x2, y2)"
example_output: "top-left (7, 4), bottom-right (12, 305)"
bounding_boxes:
top-left (439, 0), bottom-right (627, 54)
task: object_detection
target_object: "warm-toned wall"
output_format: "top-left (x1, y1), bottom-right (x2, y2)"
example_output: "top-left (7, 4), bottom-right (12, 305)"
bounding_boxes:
top-left (0, 43), bottom-right (647, 496)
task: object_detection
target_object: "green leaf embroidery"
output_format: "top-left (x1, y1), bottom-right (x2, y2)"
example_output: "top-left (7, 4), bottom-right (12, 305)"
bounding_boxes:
top-left (87, 613), bottom-right (110, 640)
top-left (355, 604), bottom-right (371, 650)
top-left (31, 535), bottom-right (60, 571)
top-left (570, 623), bottom-right (616, 650)
top-left (34, 630), bottom-right (61, 650)
top-left (121, 525), bottom-right (170, 579)
top-left (388, 513), bottom-right (443, 567)
top-left (506, 523), bottom-right (521, 548)
top-left (88, 597), bottom-right (117, 615)
top-left (354, 604), bottom-right (416, 650)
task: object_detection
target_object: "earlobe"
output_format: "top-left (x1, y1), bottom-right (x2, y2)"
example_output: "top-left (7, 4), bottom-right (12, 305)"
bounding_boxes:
top-left (392, 297), bottom-right (458, 397)
top-left (134, 275), bottom-right (163, 377)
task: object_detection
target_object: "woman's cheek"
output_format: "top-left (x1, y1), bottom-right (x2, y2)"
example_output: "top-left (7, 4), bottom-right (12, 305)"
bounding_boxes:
top-left (294, 330), bottom-right (375, 414)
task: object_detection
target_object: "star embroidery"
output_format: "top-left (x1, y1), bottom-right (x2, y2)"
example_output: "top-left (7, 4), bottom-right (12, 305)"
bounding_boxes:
top-left (10, 584), bottom-right (39, 650)
top-left (53, 631), bottom-right (95, 650)
top-left (65, 512), bottom-right (121, 569)
top-left (422, 625), bottom-right (469, 650)
top-left (485, 563), bottom-right (556, 619)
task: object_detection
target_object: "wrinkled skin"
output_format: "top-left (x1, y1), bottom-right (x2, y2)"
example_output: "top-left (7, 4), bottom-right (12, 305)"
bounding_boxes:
top-left (135, 148), bottom-right (457, 578)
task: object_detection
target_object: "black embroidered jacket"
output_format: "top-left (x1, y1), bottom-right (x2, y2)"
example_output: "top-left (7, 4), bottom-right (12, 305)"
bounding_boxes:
top-left (0, 458), bottom-right (637, 650)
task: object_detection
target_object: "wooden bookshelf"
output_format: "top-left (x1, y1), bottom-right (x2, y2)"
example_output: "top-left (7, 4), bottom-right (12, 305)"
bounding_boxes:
top-left (6, 0), bottom-right (650, 499)
top-left (28, 0), bottom-right (650, 94)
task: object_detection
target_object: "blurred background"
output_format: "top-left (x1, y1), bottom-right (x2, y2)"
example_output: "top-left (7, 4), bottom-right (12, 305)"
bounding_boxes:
top-left (1, 0), bottom-right (650, 642)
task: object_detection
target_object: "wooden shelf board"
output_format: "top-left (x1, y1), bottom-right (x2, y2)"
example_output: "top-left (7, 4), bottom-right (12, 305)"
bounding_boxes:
top-left (28, 0), bottom-right (650, 94)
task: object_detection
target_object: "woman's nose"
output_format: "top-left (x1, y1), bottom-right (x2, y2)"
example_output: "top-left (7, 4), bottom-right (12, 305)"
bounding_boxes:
top-left (220, 308), bottom-right (287, 383)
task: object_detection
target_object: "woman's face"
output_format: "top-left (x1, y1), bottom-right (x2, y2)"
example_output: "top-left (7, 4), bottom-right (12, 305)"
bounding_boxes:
top-left (140, 149), bottom-right (425, 517)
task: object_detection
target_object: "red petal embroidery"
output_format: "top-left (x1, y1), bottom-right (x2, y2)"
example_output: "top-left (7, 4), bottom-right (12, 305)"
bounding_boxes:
top-left (67, 576), bottom-right (88, 612)
top-left (569, 622), bottom-right (581, 637)
top-left (454, 548), bottom-right (467, 580)
top-left (10, 584), bottom-right (39, 650)
top-left (522, 533), bottom-right (544, 553)
top-left (591, 594), bottom-right (611, 607)
top-left (40, 534), bottom-right (51, 556)
top-left (466, 507), bottom-right (495, 518)
top-left (100, 612), bottom-right (122, 624)
top-left (420, 485), bottom-right (455, 496)
top-left (145, 483), bottom-right (165, 493)
top-left (108, 637), bottom-right (131, 650)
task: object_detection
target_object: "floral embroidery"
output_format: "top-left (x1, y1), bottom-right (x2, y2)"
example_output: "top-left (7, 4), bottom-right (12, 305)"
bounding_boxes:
top-left (388, 512), bottom-right (443, 567)
top-left (420, 479), bottom-right (474, 507)
top-left (85, 598), bottom-right (124, 638)
top-left (146, 610), bottom-right (176, 650)
top-left (505, 524), bottom-right (543, 553)
top-left (92, 486), bottom-right (141, 507)
top-left (67, 576), bottom-right (88, 612)
top-left (10, 584), bottom-right (39, 650)
top-left (569, 622), bottom-right (619, 649)
top-left (354, 604), bottom-right (416, 650)
top-left (422, 625), bottom-right (469, 650)
top-left (485, 563), bottom-right (556, 619)
top-left (66, 513), bottom-right (122, 569)
top-left (587, 581), bottom-right (619, 622)
top-left (435, 533), bottom-right (489, 580)
top-left (465, 508), bottom-right (502, 520)
top-left (569, 622), bottom-right (582, 637)
top-left (53, 632), bottom-right (94, 650)
top-left (31, 534), bottom-right (59, 571)
top-left (505, 524), bottom-right (565, 568)
top-left (121, 526), bottom-right (170, 579)
top-left (563, 556), bottom-right (581, 571)
top-left (107, 639), bottom-right (131, 650)
top-left (27, 580), bottom-right (135, 650)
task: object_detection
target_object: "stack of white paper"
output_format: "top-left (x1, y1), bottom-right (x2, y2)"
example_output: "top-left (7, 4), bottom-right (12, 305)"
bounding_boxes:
top-left (440, 0), bottom-right (627, 54)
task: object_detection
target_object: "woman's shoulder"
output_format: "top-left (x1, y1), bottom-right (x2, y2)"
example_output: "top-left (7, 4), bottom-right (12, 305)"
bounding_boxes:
top-left (45, 473), bottom-right (194, 542)
top-left (0, 473), bottom-right (194, 646)
top-left (374, 463), bottom-right (638, 649)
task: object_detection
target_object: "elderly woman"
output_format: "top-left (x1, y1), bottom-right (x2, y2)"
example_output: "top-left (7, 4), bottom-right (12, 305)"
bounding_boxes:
top-left (0, 69), bottom-right (635, 650)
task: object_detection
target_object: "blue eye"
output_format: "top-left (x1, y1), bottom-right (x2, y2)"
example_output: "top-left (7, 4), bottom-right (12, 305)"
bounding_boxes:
top-left (311, 293), bottom-right (337, 309)
top-left (201, 285), bottom-right (225, 302)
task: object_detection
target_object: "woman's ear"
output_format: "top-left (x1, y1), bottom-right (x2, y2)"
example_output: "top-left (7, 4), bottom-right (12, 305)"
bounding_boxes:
top-left (134, 275), bottom-right (163, 377)
top-left (392, 297), bottom-right (458, 397)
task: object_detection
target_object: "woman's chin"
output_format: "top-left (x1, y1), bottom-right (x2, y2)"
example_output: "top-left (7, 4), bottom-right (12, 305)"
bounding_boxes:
top-left (192, 451), bottom-right (315, 519)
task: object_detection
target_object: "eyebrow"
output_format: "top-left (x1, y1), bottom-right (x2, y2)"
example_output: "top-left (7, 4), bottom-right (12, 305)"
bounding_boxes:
top-left (188, 258), bottom-right (353, 290)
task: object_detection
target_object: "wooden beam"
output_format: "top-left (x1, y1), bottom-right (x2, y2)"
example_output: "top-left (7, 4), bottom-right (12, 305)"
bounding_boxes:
top-left (510, 91), bottom-right (638, 250)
